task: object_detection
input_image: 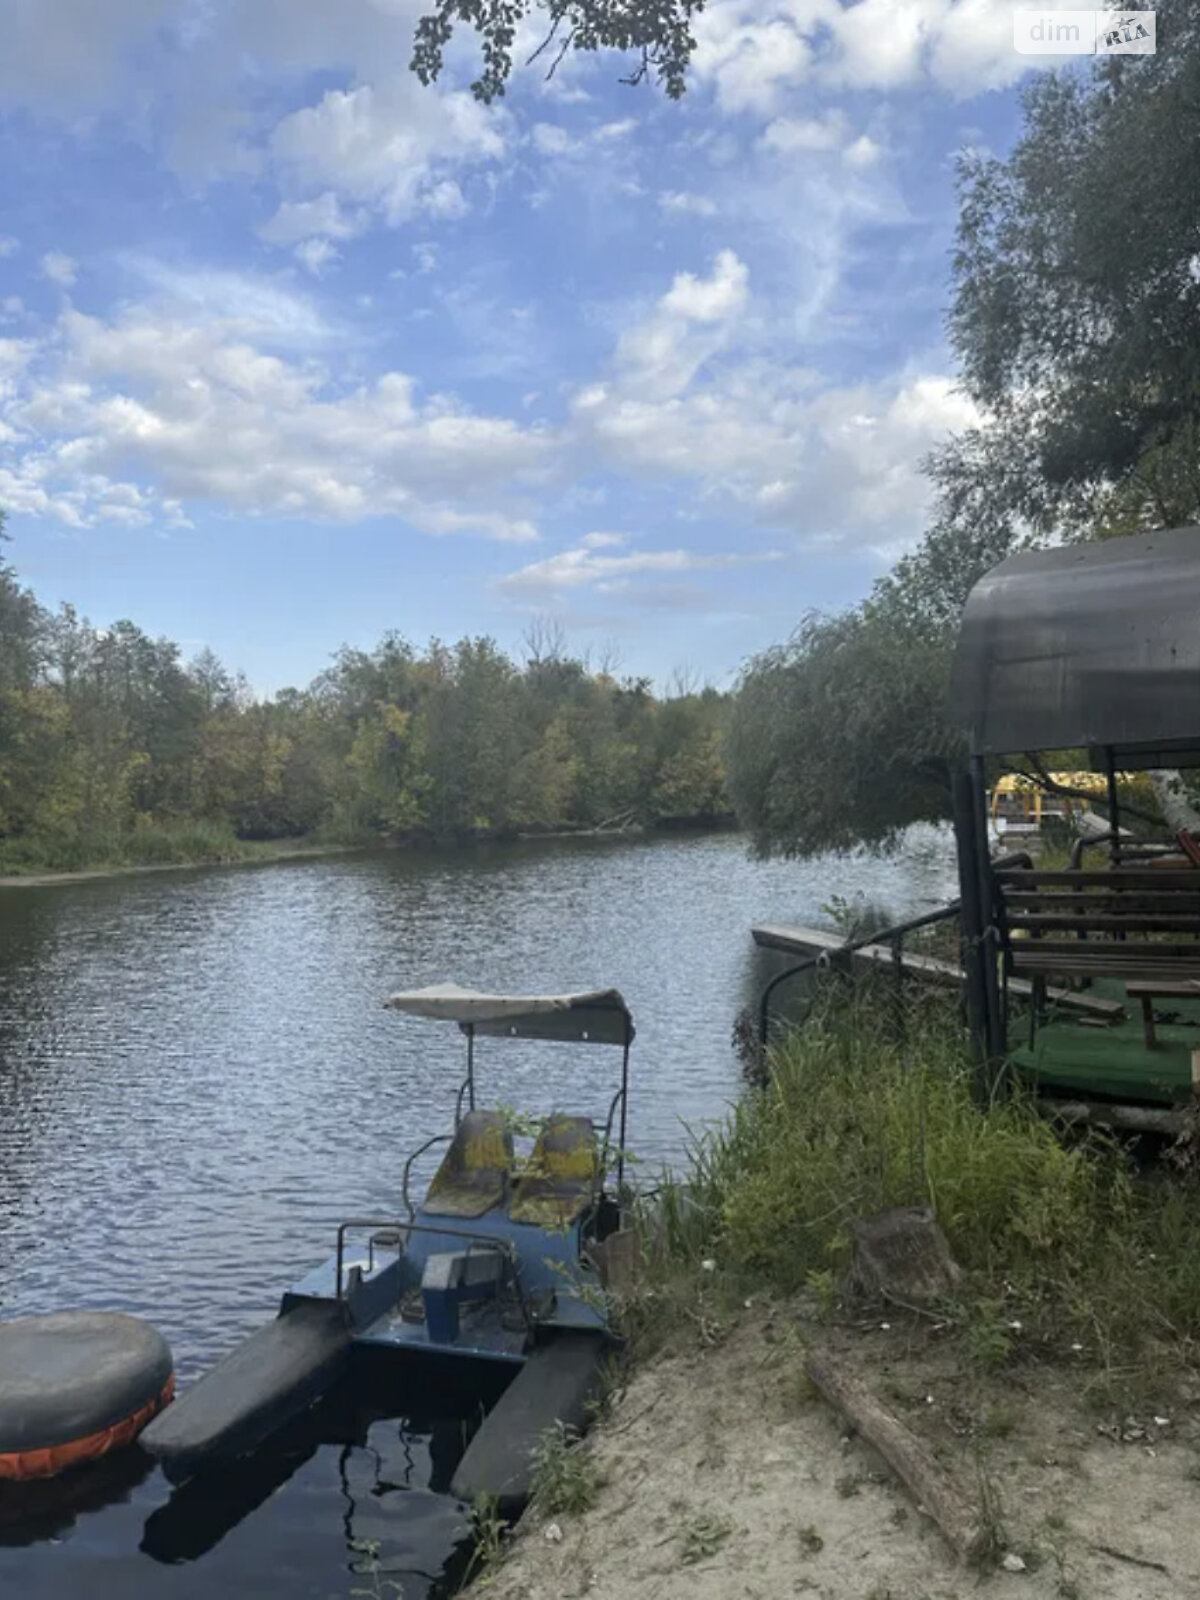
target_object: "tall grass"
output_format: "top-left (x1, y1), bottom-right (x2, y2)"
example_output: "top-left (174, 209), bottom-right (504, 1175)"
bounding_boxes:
top-left (636, 980), bottom-right (1200, 1371)
top-left (0, 818), bottom-right (327, 874)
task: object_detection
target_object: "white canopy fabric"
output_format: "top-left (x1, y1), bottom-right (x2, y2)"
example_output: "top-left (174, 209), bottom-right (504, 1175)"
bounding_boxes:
top-left (382, 982), bottom-right (634, 1046)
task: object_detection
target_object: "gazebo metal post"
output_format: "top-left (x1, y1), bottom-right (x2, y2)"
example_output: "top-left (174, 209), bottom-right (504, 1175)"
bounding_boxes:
top-left (953, 769), bottom-right (992, 1102)
top-left (1104, 745), bottom-right (1121, 868)
top-left (970, 754), bottom-right (1007, 1077)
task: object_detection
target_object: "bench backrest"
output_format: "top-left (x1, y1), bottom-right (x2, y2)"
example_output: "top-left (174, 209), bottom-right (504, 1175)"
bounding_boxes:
top-left (993, 868), bottom-right (1200, 979)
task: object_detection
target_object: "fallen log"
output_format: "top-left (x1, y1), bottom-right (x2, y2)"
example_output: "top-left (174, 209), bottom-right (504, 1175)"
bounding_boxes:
top-left (804, 1348), bottom-right (991, 1565)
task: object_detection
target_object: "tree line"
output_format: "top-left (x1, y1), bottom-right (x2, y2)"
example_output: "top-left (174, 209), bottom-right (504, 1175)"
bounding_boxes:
top-left (0, 530), bottom-right (731, 871)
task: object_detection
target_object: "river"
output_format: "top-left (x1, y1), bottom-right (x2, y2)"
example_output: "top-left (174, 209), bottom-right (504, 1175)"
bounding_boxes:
top-left (0, 828), bottom-right (958, 1597)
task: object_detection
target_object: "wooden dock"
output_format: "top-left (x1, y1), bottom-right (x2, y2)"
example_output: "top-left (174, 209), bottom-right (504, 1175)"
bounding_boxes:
top-left (751, 924), bottom-right (1125, 1021)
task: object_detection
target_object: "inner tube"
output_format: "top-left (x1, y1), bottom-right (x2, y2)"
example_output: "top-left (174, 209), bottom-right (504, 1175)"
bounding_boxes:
top-left (0, 1311), bottom-right (174, 1481)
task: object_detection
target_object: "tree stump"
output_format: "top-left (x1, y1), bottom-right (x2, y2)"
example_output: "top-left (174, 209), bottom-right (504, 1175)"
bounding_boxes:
top-left (849, 1206), bottom-right (961, 1309)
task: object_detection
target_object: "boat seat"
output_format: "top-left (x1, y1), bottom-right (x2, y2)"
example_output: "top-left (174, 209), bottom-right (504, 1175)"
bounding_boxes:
top-left (423, 1111), bottom-right (514, 1219)
top-left (509, 1115), bottom-right (598, 1229)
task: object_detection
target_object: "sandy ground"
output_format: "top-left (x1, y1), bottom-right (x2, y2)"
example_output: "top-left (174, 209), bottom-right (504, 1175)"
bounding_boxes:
top-left (480, 1306), bottom-right (1200, 1600)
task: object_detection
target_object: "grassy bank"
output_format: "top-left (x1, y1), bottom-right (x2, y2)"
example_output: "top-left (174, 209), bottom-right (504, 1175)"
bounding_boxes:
top-left (0, 816), bottom-right (739, 885)
top-left (0, 819), bottom-right (369, 881)
top-left (634, 981), bottom-right (1200, 1390)
top-left (467, 983), bottom-right (1200, 1598)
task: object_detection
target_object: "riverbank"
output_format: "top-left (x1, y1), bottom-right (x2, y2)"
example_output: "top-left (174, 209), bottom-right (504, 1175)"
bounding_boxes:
top-left (0, 837), bottom-right (364, 888)
top-left (475, 983), bottom-right (1200, 1596)
top-left (0, 816), bottom-right (739, 889)
top-left (482, 1302), bottom-right (1200, 1600)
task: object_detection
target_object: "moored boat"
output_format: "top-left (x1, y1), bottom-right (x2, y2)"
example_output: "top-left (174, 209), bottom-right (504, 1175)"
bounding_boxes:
top-left (141, 983), bottom-right (633, 1510)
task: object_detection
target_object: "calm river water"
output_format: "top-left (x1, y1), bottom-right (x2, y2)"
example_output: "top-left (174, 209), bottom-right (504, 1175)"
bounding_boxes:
top-left (0, 828), bottom-right (957, 1597)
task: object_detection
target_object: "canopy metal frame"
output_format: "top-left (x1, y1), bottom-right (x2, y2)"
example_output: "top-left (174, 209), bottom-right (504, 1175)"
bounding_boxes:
top-left (384, 985), bottom-right (635, 1189)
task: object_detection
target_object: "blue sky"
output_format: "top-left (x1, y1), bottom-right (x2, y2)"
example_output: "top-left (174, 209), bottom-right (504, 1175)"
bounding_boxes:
top-left (0, 0), bottom-right (1045, 695)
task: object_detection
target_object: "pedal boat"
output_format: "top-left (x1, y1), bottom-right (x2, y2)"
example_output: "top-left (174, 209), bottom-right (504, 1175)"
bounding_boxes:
top-left (141, 984), bottom-right (634, 1510)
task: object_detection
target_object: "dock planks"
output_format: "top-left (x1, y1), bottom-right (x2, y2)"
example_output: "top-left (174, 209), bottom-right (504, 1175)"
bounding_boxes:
top-left (750, 923), bottom-right (1125, 1021)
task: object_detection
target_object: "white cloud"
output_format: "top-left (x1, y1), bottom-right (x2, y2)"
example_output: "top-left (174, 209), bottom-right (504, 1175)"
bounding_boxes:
top-left (532, 123), bottom-right (578, 157)
top-left (123, 259), bottom-right (332, 345)
top-left (0, 300), bottom-right (553, 534)
top-left (844, 134), bottom-right (883, 168)
top-left (571, 251), bottom-right (977, 549)
top-left (661, 249), bottom-right (749, 323)
top-left (420, 179), bottom-right (469, 219)
top-left (692, 6), bottom-right (815, 114)
top-left (692, 0), bottom-right (1034, 109)
top-left (761, 113), bottom-right (847, 154)
top-left (258, 192), bottom-right (363, 247)
top-left (294, 237), bottom-right (340, 276)
top-left (0, 237), bottom-right (18, 258)
top-left (499, 540), bottom-right (781, 597)
top-left (658, 191), bottom-right (718, 218)
top-left (760, 113), bottom-right (885, 171)
top-left (600, 251), bottom-right (752, 405)
top-left (269, 81), bottom-right (507, 227)
top-left (40, 251), bottom-right (78, 287)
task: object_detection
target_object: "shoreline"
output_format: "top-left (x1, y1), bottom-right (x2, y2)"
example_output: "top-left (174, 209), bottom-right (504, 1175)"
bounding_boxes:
top-left (0, 819), bottom-right (740, 891)
top-left (480, 1303), bottom-right (1199, 1600)
top-left (0, 841), bottom-right (366, 890)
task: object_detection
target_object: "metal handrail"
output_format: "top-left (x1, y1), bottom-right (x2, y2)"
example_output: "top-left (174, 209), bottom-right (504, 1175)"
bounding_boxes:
top-left (599, 1087), bottom-right (623, 1192)
top-left (755, 850), bottom-right (1037, 1065)
top-left (335, 1216), bottom-right (536, 1338)
top-left (400, 1133), bottom-right (453, 1225)
top-left (757, 900), bottom-right (963, 1058)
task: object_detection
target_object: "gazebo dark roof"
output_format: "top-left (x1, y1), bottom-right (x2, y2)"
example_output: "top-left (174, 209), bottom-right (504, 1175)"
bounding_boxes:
top-left (950, 526), bottom-right (1200, 765)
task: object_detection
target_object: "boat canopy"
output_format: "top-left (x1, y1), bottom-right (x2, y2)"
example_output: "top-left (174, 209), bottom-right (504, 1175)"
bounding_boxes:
top-left (951, 526), bottom-right (1200, 766)
top-left (383, 983), bottom-right (634, 1046)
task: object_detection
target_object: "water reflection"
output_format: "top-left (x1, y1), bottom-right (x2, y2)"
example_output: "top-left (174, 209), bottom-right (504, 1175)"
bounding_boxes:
top-left (0, 828), bottom-right (958, 1592)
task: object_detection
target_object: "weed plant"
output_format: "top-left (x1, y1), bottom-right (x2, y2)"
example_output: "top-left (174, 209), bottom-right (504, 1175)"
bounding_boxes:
top-left (630, 977), bottom-right (1200, 1376)
top-left (530, 1422), bottom-right (603, 1517)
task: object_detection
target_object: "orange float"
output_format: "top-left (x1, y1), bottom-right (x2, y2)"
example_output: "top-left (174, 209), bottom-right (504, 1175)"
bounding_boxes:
top-left (0, 1311), bottom-right (174, 1481)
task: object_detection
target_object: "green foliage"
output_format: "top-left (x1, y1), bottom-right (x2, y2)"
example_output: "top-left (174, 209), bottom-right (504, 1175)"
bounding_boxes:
top-left (945, 1), bottom-right (1200, 541)
top-left (649, 984), bottom-right (1200, 1365)
top-left (530, 1422), bottom-right (603, 1517)
top-left (725, 607), bottom-right (962, 858)
top-left (726, 16), bottom-right (1200, 863)
top-left (0, 544), bottom-right (733, 873)
top-left (459, 1493), bottom-right (509, 1589)
top-left (348, 1537), bottom-right (406, 1599)
top-left (411, 0), bottom-right (705, 105)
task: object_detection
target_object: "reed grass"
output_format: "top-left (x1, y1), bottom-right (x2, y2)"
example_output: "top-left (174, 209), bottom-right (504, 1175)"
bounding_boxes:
top-left (0, 818), bottom-right (349, 875)
top-left (632, 979), bottom-right (1200, 1380)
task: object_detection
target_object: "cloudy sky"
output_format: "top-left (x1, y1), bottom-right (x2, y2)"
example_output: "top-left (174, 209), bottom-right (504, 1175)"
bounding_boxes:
top-left (0, 0), bottom-right (1052, 693)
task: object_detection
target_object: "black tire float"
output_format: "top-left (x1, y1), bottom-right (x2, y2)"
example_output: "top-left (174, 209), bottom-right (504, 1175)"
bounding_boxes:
top-left (0, 1311), bottom-right (174, 1481)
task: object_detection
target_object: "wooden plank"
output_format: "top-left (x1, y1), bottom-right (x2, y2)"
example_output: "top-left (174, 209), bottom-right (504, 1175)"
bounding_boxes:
top-left (1006, 913), bottom-right (1200, 932)
top-left (1011, 934), bottom-right (1200, 947)
top-left (1012, 951), bottom-right (1200, 971)
top-left (751, 924), bottom-right (1124, 1018)
top-left (1004, 892), bottom-right (1200, 914)
top-left (995, 870), bottom-right (1200, 890)
top-left (1125, 981), bottom-right (1200, 998)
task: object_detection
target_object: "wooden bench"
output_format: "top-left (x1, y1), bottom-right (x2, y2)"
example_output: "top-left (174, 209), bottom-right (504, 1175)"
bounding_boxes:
top-left (1126, 980), bottom-right (1200, 1050)
top-left (994, 868), bottom-right (1200, 1047)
